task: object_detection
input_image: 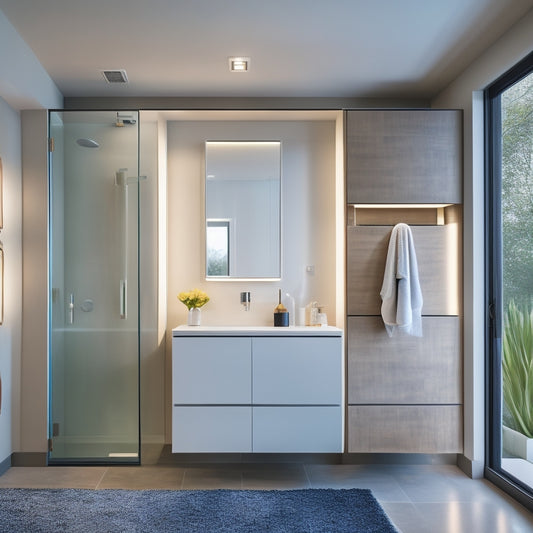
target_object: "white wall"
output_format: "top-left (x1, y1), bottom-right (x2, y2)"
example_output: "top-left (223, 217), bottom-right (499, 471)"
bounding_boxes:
top-left (165, 119), bottom-right (338, 440)
top-left (0, 96), bottom-right (23, 465)
top-left (432, 7), bottom-right (533, 477)
top-left (0, 9), bottom-right (62, 110)
top-left (0, 3), bottom-right (61, 467)
top-left (167, 120), bottom-right (338, 328)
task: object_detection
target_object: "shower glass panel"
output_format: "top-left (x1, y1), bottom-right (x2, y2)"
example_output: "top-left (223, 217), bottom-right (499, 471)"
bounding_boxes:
top-left (48, 111), bottom-right (140, 463)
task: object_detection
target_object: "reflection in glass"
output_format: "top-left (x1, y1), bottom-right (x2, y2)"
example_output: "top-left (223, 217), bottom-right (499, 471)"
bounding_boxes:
top-left (206, 219), bottom-right (230, 276)
top-left (499, 71), bottom-right (533, 492)
top-left (48, 111), bottom-right (140, 463)
top-left (205, 141), bottom-right (281, 279)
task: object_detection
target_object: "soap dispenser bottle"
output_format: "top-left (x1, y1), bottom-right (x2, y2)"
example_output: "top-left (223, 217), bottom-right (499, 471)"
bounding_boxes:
top-left (274, 289), bottom-right (289, 327)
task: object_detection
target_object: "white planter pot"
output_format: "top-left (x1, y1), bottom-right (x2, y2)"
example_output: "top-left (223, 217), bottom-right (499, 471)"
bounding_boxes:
top-left (502, 425), bottom-right (533, 462)
top-left (187, 307), bottom-right (202, 326)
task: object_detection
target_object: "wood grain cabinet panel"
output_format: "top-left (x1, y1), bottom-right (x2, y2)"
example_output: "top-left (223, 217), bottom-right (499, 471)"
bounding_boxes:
top-left (348, 405), bottom-right (463, 453)
top-left (346, 109), bottom-right (462, 204)
top-left (347, 316), bottom-right (462, 404)
top-left (347, 225), bottom-right (460, 316)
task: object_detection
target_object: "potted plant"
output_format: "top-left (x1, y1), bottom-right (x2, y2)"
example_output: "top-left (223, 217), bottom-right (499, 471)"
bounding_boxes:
top-left (502, 300), bottom-right (533, 461)
top-left (178, 288), bottom-right (210, 326)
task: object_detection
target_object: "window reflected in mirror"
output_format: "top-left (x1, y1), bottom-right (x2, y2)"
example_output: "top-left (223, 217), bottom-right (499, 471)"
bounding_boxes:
top-left (206, 219), bottom-right (230, 276)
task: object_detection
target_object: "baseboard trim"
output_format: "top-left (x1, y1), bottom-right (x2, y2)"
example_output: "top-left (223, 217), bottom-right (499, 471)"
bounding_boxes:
top-left (342, 453), bottom-right (458, 465)
top-left (457, 454), bottom-right (484, 479)
top-left (11, 452), bottom-right (47, 467)
top-left (0, 455), bottom-right (11, 476)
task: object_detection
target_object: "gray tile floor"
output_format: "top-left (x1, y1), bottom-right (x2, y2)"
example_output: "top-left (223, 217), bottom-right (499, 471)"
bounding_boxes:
top-left (0, 462), bottom-right (532, 532)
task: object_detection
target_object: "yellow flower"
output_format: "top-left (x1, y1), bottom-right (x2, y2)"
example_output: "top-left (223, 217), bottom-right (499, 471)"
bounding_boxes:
top-left (178, 288), bottom-right (210, 310)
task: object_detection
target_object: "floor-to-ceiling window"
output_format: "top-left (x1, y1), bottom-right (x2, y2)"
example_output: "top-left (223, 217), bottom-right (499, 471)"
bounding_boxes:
top-left (486, 51), bottom-right (533, 510)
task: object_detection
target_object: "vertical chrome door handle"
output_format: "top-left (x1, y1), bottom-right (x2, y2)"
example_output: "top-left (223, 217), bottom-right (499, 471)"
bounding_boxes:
top-left (68, 293), bottom-right (74, 324)
top-left (120, 280), bottom-right (127, 319)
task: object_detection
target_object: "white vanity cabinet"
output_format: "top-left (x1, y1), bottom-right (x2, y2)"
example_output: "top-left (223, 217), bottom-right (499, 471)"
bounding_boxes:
top-left (172, 326), bottom-right (343, 453)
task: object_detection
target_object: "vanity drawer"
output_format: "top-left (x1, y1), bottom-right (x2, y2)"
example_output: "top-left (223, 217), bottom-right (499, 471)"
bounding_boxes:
top-left (172, 337), bottom-right (251, 404)
top-left (252, 337), bottom-right (342, 405)
top-left (172, 406), bottom-right (252, 453)
top-left (253, 406), bottom-right (342, 453)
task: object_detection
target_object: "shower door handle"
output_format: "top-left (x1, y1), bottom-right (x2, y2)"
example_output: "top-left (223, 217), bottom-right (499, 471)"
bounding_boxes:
top-left (120, 280), bottom-right (127, 319)
top-left (68, 293), bottom-right (74, 324)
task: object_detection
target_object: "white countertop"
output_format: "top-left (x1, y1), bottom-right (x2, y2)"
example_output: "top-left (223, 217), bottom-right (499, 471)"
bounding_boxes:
top-left (172, 325), bottom-right (343, 337)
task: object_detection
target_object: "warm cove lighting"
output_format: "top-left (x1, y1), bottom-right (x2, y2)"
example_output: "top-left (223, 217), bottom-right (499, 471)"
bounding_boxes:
top-left (229, 57), bottom-right (250, 72)
top-left (350, 203), bottom-right (453, 209)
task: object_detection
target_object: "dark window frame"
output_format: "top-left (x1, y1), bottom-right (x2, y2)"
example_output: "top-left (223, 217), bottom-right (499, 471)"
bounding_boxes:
top-left (484, 50), bottom-right (533, 511)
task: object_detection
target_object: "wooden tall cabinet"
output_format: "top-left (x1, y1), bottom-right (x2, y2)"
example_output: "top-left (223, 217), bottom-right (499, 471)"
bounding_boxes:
top-left (346, 109), bottom-right (462, 204)
top-left (345, 109), bottom-right (463, 454)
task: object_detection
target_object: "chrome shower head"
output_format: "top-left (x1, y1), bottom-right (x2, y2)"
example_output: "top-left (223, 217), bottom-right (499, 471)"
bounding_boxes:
top-left (76, 138), bottom-right (100, 148)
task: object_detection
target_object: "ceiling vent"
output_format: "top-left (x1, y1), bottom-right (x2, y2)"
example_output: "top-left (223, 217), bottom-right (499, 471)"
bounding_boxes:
top-left (101, 70), bottom-right (129, 83)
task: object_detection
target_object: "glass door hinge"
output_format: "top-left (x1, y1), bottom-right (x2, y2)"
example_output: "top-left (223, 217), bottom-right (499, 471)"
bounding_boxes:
top-left (48, 438), bottom-right (53, 452)
top-left (49, 138), bottom-right (55, 152)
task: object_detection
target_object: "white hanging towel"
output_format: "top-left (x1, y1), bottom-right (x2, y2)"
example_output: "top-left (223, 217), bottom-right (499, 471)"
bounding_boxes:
top-left (380, 223), bottom-right (423, 337)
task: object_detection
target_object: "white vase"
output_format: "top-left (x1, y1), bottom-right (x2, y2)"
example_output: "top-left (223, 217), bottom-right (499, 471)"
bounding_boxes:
top-left (187, 307), bottom-right (201, 326)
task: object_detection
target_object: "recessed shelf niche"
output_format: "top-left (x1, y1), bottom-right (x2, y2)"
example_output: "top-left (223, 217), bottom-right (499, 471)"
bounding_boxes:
top-left (347, 204), bottom-right (460, 227)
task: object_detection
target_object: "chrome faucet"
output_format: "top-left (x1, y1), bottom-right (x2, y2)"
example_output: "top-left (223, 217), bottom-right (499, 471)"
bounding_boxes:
top-left (240, 291), bottom-right (251, 311)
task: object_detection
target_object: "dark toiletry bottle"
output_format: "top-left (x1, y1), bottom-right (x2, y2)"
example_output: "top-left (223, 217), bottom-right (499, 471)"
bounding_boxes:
top-left (274, 289), bottom-right (289, 327)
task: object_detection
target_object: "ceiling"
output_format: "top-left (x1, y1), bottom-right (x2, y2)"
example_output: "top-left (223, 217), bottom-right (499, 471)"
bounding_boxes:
top-left (0, 0), bottom-right (532, 100)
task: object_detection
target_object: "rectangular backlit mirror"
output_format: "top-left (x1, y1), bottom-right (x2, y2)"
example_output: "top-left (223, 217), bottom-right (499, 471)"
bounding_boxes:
top-left (205, 141), bottom-right (281, 279)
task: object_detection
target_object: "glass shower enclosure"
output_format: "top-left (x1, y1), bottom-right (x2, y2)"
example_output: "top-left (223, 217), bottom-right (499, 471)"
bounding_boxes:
top-left (48, 110), bottom-right (140, 463)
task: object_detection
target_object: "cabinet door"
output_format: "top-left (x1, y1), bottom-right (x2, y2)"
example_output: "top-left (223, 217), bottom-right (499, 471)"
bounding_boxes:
top-left (252, 337), bottom-right (342, 405)
top-left (253, 406), bottom-right (342, 453)
top-left (172, 337), bottom-right (251, 404)
top-left (172, 406), bottom-right (252, 453)
top-left (346, 225), bottom-right (461, 316)
top-left (346, 110), bottom-right (462, 204)
top-left (348, 405), bottom-right (462, 453)
top-left (347, 316), bottom-right (462, 404)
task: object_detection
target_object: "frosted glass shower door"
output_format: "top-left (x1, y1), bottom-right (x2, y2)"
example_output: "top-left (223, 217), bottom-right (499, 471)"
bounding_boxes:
top-left (48, 111), bottom-right (140, 463)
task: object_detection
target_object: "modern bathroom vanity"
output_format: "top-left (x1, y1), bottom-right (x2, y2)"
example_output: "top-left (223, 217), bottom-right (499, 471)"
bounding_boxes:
top-left (172, 326), bottom-right (343, 453)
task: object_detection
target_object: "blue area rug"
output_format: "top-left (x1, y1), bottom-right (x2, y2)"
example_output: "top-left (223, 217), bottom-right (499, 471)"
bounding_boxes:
top-left (0, 488), bottom-right (397, 532)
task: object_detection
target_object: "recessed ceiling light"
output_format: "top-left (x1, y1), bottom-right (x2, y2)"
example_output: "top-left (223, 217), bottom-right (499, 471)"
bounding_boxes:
top-left (229, 57), bottom-right (250, 72)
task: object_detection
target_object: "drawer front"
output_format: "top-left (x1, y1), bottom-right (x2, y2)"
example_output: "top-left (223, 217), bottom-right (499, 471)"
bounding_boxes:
top-left (347, 225), bottom-right (461, 316)
top-left (347, 405), bottom-right (463, 453)
top-left (172, 337), bottom-right (251, 404)
top-left (347, 316), bottom-right (462, 404)
top-left (172, 406), bottom-right (252, 453)
top-left (252, 337), bottom-right (342, 405)
top-left (253, 406), bottom-right (343, 453)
